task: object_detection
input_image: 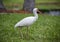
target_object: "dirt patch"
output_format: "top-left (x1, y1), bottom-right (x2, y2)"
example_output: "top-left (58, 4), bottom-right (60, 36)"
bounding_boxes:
top-left (0, 10), bottom-right (31, 13)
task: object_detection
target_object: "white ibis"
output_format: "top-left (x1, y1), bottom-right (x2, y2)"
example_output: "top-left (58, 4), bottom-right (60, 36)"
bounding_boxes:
top-left (14, 8), bottom-right (39, 38)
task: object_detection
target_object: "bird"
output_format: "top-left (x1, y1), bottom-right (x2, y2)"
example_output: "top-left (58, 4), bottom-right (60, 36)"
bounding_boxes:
top-left (14, 8), bottom-right (39, 38)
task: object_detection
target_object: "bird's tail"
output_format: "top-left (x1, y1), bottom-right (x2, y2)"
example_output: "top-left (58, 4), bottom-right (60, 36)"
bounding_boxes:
top-left (14, 24), bottom-right (17, 28)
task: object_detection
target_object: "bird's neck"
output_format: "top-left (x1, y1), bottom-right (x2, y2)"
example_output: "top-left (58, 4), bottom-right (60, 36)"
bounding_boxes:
top-left (33, 12), bottom-right (38, 19)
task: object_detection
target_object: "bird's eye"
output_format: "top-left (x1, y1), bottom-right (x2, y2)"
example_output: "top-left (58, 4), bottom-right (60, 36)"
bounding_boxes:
top-left (37, 10), bottom-right (40, 14)
top-left (37, 9), bottom-right (42, 14)
top-left (37, 11), bottom-right (39, 14)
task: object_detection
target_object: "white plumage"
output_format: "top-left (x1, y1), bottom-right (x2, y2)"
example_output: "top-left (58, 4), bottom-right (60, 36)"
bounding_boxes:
top-left (15, 8), bottom-right (38, 28)
top-left (14, 8), bottom-right (38, 38)
top-left (15, 17), bottom-right (36, 27)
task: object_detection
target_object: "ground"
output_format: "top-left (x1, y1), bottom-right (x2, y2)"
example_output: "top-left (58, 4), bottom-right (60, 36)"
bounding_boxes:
top-left (0, 13), bottom-right (60, 42)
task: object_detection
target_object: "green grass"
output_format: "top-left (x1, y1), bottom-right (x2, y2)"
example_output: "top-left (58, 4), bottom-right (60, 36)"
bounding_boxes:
top-left (0, 13), bottom-right (60, 42)
top-left (36, 5), bottom-right (60, 9)
top-left (4, 0), bottom-right (24, 4)
top-left (36, 0), bottom-right (60, 3)
top-left (4, 0), bottom-right (60, 4)
top-left (4, 0), bottom-right (60, 9)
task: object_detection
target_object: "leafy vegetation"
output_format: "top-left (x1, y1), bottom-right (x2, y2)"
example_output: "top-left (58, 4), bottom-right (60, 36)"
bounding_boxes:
top-left (0, 13), bottom-right (60, 42)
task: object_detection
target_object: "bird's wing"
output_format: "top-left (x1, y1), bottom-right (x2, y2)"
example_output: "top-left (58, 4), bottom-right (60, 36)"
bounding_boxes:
top-left (15, 16), bottom-right (36, 27)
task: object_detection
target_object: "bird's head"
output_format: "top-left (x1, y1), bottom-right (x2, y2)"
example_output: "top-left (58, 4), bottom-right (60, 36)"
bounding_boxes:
top-left (33, 8), bottom-right (41, 14)
top-left (33, 8), bottom-right (38, 12)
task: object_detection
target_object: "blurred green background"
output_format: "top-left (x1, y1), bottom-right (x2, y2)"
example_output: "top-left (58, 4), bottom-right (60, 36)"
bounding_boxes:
top-left (3, 0), bottom-right (60, 9)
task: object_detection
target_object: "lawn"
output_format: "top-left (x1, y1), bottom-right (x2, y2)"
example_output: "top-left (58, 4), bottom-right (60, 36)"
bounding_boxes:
top-left (0, 13), bottom-right (60, 42)
top-left (4, 0), bottom-right (60, 4)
